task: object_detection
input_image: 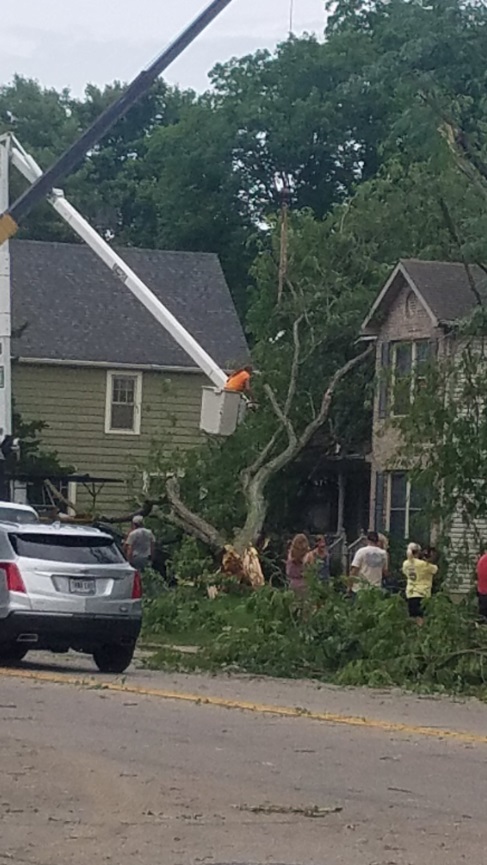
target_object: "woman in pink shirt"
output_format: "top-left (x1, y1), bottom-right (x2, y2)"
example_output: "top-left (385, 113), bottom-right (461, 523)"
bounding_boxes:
top-left (286, 534), bottom-right (310, 594)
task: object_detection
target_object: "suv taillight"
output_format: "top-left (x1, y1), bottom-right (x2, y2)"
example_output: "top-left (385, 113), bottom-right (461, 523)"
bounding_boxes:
top-left (0, 562), bottom-right (27, 593)
top-left (132, 571), bottom-right (143, 599)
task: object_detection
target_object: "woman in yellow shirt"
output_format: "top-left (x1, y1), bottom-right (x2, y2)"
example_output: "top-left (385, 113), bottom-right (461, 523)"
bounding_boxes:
top-left (402, 543), bottom-right (438, 624)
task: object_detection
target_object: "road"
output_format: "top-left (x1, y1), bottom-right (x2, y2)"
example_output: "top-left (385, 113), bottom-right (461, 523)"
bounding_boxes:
top-left (1, 654), bottom-right (486, 865)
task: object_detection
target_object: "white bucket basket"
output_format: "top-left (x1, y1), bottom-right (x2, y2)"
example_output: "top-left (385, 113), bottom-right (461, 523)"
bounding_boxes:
top-left (200, 387), bottom-right (245, 436)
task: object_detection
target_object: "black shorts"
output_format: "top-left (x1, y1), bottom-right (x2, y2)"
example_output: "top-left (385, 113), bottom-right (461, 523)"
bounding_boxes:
top-left (408, 597), bottom-right (424, 618)
top-left (478, 593), bottom-right (487, 619)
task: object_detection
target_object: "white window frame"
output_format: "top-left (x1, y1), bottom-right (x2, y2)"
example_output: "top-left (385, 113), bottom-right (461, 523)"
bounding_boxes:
top-left (386, 473), bottom-right (422, 538)
top-left (390, 340), bottom-right (429, 417)
top-left (105, 371), bottom-right (143, 435)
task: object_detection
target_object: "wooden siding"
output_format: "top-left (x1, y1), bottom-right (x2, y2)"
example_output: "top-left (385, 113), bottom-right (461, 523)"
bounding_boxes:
top-left (445, 337), bottom-right (487, 590)
top-left (13, 362), bottom-right (205, 516)
top-left (448, 510), bottom-right (486, 591)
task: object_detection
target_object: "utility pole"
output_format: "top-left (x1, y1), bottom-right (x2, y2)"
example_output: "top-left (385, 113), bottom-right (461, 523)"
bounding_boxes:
top-left (0, 136), bottom-right (12, 439)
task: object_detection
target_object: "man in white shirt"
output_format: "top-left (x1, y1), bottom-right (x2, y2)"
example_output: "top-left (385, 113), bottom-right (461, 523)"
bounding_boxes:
top-left (349, 531), bottom-right (388, 592)
top-left (124, 515), bottom-right (155, 572)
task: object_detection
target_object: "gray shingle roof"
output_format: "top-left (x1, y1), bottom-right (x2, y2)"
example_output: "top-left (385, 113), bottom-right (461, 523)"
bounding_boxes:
top-left (10, 240), bottom-right (249, 368)
top-left (400, 259), bottom-right (487, 323)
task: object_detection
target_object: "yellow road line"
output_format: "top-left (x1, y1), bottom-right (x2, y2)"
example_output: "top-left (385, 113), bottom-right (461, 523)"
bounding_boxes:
top-left (1, 665), bottom-right (486, 746)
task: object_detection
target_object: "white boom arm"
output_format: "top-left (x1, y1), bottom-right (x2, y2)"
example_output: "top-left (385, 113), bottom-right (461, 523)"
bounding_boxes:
top-left (9, 136), bottom-right (228, 390)
top-left (0, 140), bottom-right (12, 438)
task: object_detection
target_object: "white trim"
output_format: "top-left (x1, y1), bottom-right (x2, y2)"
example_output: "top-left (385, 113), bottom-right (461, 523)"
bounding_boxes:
top-left (386, 472), bottom-right (419, 538)
top-left (67, 481), bottom-right (77, 517)
top-left (16, 356), bottom-right (208, 374)
top-left (104, 370), bottom-right (143, 436)
top-left (142, 470), bottom-right (165, 496)
top-left (361, 262), bottom-right (438, 333)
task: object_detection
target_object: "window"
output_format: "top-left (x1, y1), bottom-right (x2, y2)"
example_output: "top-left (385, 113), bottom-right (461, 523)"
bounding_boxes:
top-left (387, 472), bottom-right (427, 539)
top-left (0, 506), bottom-right (38, 525)
top-left (26, 479), bottom-right (77, 517)
top-left (142, 471), bottom-right (165, 498)
top-left (105, 372), bottom-right (142, 434)
top-left (142, 469), bottom-right (184, 498)
top-left (9, 533), bottom-right (124, 564)
top-left (391, 340), bottom-right (432, 416)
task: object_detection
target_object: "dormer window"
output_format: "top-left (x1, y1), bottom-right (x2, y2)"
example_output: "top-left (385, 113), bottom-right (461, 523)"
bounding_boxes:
top-left (405, 290), bottom-right (418, 319)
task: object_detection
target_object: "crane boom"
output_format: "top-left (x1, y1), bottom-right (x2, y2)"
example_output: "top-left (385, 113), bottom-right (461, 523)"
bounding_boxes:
top-left (9, 137), bottom-right (228, 390)
top-left (0, 0), bottom-right (235, 246)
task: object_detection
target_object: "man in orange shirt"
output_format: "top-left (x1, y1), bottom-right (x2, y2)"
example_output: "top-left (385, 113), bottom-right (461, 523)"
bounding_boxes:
top-left (225, 364), bottom-right (254, 399)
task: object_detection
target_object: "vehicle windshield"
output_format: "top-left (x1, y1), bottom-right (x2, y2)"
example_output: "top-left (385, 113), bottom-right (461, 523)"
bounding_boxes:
top-left (0, 507), bottom-right (39, 525)
top-left (8, 533), bottom-right (125, 564)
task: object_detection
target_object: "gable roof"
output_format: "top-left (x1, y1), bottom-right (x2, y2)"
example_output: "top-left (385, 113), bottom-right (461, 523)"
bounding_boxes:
top-left (361, 259), bottom-right (487, 335)
top-left (10, 240), bottom-right (249, 369)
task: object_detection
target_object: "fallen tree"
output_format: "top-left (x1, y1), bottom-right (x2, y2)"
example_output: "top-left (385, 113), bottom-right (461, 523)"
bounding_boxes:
top-left (148, 210), bottom-right (377, 564)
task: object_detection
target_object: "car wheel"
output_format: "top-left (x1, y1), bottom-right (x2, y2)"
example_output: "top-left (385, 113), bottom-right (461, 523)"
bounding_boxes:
top-left (0, 643), bottom-right (29, 664)
top-left (93, 644), bottom-right (135, 674)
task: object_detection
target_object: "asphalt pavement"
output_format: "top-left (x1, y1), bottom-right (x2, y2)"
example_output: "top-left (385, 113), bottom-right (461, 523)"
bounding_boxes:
top-left (1, 652), bottom-right (486, 865)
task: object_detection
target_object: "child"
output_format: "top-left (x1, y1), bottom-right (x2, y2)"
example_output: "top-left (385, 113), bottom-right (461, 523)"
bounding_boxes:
top-left (402, 542), bottom-right (438, 624)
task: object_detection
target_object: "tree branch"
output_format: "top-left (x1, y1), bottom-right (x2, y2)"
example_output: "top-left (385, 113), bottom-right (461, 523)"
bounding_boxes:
top-left (165, 475), bottom-right (226, 552)
top-left (294, 343), bottom-right (374, 457)
top-left (265, 343), bottom-right (373, 476)
top-left (262, 313), bottom-right (302, 445)
top-left (278, 193), bottom-right (289, 305)
top-left (264, 383), bottom-right (297, 448)
top-left (419, 90), bottom-right (487, 201)
top-left (285, 315), bottom-right (302, 414)
top-left (234, 343), bottom-right (374, 550)
top-left (438, 196), bottom-right (483, 305)
top-left (241, 314), bottom-right (303, 485)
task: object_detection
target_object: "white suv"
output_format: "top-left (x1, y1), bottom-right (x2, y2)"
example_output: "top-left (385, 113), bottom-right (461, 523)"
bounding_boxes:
top-left (0, 522), bottom-right (142, 673)
top-left (0, 502), bottom-right (39, 525)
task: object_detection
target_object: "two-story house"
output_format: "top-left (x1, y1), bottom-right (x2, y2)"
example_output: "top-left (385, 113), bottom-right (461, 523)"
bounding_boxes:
top-left (360, 259), bottom-right (487, 567)
top-left (10, 239), bottom-right (248, 515)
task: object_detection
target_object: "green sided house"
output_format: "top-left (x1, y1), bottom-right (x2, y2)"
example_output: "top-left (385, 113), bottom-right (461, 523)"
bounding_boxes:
top-left (10, 239), bottom-right (248, 515)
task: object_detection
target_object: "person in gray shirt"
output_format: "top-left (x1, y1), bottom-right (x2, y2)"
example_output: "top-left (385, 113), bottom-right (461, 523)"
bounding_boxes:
top-left (124, 515), bottom-right (155, 572)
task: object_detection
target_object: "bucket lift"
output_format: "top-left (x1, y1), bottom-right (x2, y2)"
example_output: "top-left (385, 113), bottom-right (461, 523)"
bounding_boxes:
top-left (0, 0), bottom-right (246, 439)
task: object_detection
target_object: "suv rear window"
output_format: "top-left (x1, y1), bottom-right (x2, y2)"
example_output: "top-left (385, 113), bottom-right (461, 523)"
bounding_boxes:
top-left (8, 533), bottom-right (125, 565)
top-left (0, 507), bottom-right (38, 525)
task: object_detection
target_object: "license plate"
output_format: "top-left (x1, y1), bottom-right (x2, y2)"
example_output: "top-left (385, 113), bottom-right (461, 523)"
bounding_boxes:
top-left (69, 578), bottom-right (96, 595)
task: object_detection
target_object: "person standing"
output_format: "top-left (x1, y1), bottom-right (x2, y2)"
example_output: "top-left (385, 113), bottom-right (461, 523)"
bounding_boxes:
top-left (286, 534), bottom-right (310, 594)
top-left (349, 530), bottom-right (388, 593)
top-left (402, 542), bottom-right (438, 625)
top-left (305, 535), bottom-right (331, 583)
top-left (124, 515), bottom-right (155, 572)
top-left (476, 549), bottom-right (487, 619)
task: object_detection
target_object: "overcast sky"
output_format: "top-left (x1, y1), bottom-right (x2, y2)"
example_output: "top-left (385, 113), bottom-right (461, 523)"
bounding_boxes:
top-left (2, 1), bottom-right (327, 95)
